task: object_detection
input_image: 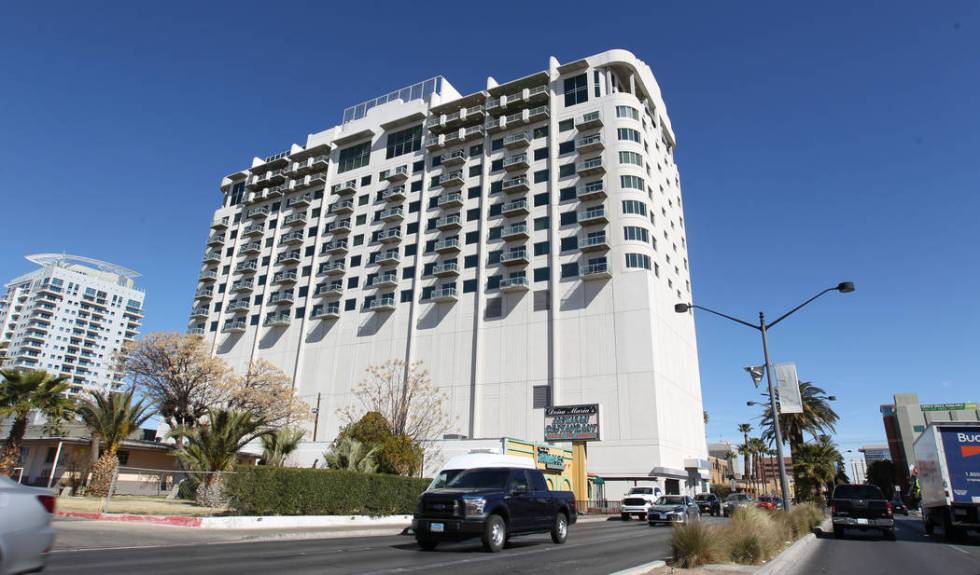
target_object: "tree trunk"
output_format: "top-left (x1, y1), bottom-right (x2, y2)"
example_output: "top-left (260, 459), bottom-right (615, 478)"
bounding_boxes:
top-left (195, 475), bottom-right (225, 508)
top-left (87, 449), bottom-right (119, 497)
top-left (0, 416), bottom-right (28, 477)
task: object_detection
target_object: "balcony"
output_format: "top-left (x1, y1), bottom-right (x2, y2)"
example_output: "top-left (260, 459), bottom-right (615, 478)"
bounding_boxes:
top-left (232, 279), bottom-right (254, 293)
top-left (377, 228), bottom-right (402, 243)
top-left (319, 262), bottom-right (346, 276)
top-left (382, 186), bottom-right (406, 202)
top-left (503, 154), bottom-right (529, 172)
top-left (380, 206), bottom-right (404, 222)
top-left (581, 261), bottom-right (612, 280)
top-left (242, 224), bottom-right (265, 237)
top-left (503, 132), bottom-right (530, 149)
top-left (331, 180), bottom-right (357, 196)
top-left (501, 199), bottom-right (529, 216)
top-left (505, 111), bottom-right (526, 128)
top-left (236, 260), bottom-right (259, 274)
top-left (187, 327), bottom-right (206, 336)
top-left (199, 269), bottom-right (219, 282)
top-left (327, 219), bottom-right (352, 234)
top-left (286, 193), bottom-right (312, 208)
top-left (436, 214), bottom-right (462, 230)
top-left (190, 307), bottom-right (209, 319)
top-left (432, 261), bottom-right (459, 277)
top-left (438, 170), bottom-right (465, 188)
top-left (577, 133), bottom-right (604, 153)
top-left (241, 241), bottom-right (262, 255)
top-left (367, 296), bottom-right (396, 312)
top-left (501, 176), bottom-right (529, 194)
top-left (267, 183), bottom-right (289, 198)
top-left (222, 320), bottom-right (247, 333)
top-left (580, 233), bottom-right (610, 252)
top-left (579, 206), bottom-right (608, 225)
top-left (322, 240), bottom-right (349, 254)
top-left (264, 314), bottom-right (291, 328)
top-left (576, 111), bottom-right (603, 130)
top-left (276, 250), bottom-right (301, 265)
top-left (485, 117), bottom-right (505, 134)
top-left (434, 238), bottom-right (461, 254)
top-left (203, 251), bottom-right (222, 264)
top-left (194, 288), bottom-right (214, 301)
top-left (330, 200), bottom-right (355, 214)
top-left (501, 223), bottom-right (529, 240)
top-left (206, 233), bottom-right (224, 247)
top-left (441, 150), bottom-right (466, 166)
top-left (211, 217), bottom-right (230, 230)
top-left (370, 273), bottom-right (399, 289)
top-left (577, 157), bottom-right (605, 177)
top-left (315, 283), bottom-right (344, 298)
top-left (425, 134), bottom-right (444, 151)
top-left (528, 105), bottom-right (550, 122)
top-left (284, 212), bottom-right (307, 227)
top-left (227, 299), bottom-right (251, 312)
top-left (500, 276), bottom-right (530, 292)
top-left (577, 181), bottom-right (606, 201)
top-left (501, 249), bottom-right (529, 266)
top-left (312, 303), bottom-right (340, 319)
top-left (438, 192), bottom-right (463, 208)
top-left (429, 286), bottom-right (458, 303)
top-left (375, 250), bottom-right (400, 265)
top-left (247, 206), bottom-right (270, 219)
top-left (381, 165), bottom-right (409, 182)
top-left (307, 173), bottom-right (328, 189)
top-left (250, 168), bottom-right (287, 189)
top-left (280, 230), bottom-right (305, 245)
top-left (267, 291), bottom-right (295, 306)
top-left (272, 270), bottom-right (298, 285)
top-left (527, 84), bottom-right (549, 102)
top-left (462, 125), bottom-right (484, 141)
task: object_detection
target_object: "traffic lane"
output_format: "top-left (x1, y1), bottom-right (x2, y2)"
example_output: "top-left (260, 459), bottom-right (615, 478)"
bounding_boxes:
top-left (45, 517), bottom-right (697, 575)
top-left (798, 516), bottom-right (980, 575)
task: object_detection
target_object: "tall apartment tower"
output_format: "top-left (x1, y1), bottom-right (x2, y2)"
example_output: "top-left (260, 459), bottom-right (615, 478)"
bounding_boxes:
top-left (0, 254), bottom-right (145, 394)
top-left (191, 50), bottom-right (708, 494)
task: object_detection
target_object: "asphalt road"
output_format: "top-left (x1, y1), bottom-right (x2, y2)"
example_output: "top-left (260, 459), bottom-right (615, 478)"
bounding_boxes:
top-left (46, 517), bottom-right (700, 575)
top-left (799, 515), bottom-right (980, 575)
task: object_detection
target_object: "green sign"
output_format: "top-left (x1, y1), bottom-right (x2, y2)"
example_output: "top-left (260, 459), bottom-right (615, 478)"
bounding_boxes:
top-left (536, 447), bottom-right (565, 471)
top-left (921, 402), bottom-right (977, 412)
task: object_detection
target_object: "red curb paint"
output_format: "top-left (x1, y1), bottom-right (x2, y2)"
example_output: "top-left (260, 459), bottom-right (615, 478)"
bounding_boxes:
top-left (56, 511), bottom-right (202, 527)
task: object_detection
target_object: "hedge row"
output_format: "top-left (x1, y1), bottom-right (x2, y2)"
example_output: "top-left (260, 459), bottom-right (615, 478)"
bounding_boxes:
top-left (223, 467), bottom-right (431, 516)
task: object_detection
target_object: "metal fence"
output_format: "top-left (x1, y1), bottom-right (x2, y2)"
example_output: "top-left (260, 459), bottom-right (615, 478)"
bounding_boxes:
top-left (576, 500), bottom-right (621, 515)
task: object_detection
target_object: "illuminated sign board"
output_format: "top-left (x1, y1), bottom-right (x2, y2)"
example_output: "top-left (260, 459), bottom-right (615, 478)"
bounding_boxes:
top-left (544, 404), bottom-right (600, 442)
top-left (921, 403), bottom-right (977, 412)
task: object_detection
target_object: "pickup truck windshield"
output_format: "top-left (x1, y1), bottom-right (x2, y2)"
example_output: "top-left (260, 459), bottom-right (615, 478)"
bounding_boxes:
top-left (656, 496), bottom-right (686, 505)
top-left (446, 468), bottom-right (510, 489)
top-left (833, 485), bottom-right (885, 499)
top-left (428, 469), bottom-right (462, 490)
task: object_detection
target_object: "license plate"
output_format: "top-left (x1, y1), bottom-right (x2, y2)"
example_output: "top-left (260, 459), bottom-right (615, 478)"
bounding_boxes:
top-left (856, 518), bottom-right (868, 525)
top-left (430, 522), bottom-right (444, 532)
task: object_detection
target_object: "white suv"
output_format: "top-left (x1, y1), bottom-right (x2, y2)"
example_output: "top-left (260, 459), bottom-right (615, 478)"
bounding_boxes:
top-left (620, 486), bottom-right (661, 520)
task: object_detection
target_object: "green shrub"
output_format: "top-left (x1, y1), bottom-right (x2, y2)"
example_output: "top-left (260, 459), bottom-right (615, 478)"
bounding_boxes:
top-left (223, 466), bottom-right (430, 516)
top-left (671, 521), bottom-right (727, 568)
top-left (728, 507), bottom-right (783, 564)
top-left (788, 502), bottom-right (825, 535)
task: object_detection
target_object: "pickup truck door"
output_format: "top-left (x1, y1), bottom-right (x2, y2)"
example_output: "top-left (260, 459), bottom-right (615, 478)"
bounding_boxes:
top-left (506, 469), bottom-right (534, 532)
top-left (528, 470), bottom-right (553, 529)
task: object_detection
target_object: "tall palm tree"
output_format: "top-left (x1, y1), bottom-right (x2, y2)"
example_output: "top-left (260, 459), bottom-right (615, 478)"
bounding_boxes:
top-left (747, 438), bottom-right (768, 490)
top-left (737, 442), bottom-right (752, 492)
top-left (737, 423), bottom-right (752, 485)
top-left (760, 382), bottom-right (839, 452)
top-left (0, 369), bottom-right (75, 476)
top-left (260, 427), bottom-right (305, 467)
top-left (793, 441), bottom-right (838, 502)
top-left (76, 388), bottom-right (155, 496)
top-left (325, 437), bottom-right (379, 473)
top-left (171, 409), bottom-right (270, 506)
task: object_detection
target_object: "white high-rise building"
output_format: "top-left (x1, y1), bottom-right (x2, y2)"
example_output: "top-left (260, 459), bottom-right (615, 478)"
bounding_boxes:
top-left (191, 49), bottom-right (708, 495)
top-left (0, 254), bottom-right (145, 395)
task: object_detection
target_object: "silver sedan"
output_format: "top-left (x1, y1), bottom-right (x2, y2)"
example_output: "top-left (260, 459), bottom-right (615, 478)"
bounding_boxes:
top-left (646, 495), bottom-right (701, 525)
top-left (0, 476), bottom-right (56, 575)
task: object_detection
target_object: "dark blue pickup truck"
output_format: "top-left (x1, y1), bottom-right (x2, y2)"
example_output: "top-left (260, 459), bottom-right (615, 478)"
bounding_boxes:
top-left (412, 467), bottom-right (577, 552)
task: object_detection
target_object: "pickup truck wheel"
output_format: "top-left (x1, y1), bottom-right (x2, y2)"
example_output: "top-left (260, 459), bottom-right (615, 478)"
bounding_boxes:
top-left (620, 513), bottom-right (630, 521)
top-left (482, 514), bottom-right (506, 553)
top-left (551, 512), bottom-right (568, 544)
top-left (923, 515), bottom-right (934, 536)
top-left (416, 537), bottom-right (438, 551)
top-left (833, 526), bottom-right (845, 539)
top-left (883, 528), bottom-right (897, 541)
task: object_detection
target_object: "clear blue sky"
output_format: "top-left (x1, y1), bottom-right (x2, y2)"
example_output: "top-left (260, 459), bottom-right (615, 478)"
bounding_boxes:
top-left (2, 1), bottom-right (978, 459)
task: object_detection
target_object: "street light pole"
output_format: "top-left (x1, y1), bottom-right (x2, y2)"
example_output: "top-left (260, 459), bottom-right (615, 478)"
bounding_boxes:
top-left (759, 312), bottom-right (792, 511)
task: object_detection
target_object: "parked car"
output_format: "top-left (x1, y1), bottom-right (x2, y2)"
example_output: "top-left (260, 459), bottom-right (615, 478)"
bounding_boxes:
top-left (694, 493), bottom-right (721, 516)
top-left (0, 476), bottom-right (56, 575)
top-left (620, 486), bottom-right (662, 520)
top-left (891, 498), bottom-right (909, 516)
top-left (755, 495), bottom-right (782, 511)
top-left (722, 492), bottom-right (755, 516)
top-left (647, 495), bottom-right (700, 525)
top-left (831, 483), bottom-right (896, 541)
top-left (412, 467), bottom-right (577, 553)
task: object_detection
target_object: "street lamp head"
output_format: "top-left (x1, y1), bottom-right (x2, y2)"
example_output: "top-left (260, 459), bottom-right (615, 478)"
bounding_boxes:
top-left (746, 401), bottom-right (760, 407)
top-left (827, 395), bottom-right (837, 401)
top-left (674, 303), bottom-right (691, 313)
top-left (836, 281), bottom-right (855, 293)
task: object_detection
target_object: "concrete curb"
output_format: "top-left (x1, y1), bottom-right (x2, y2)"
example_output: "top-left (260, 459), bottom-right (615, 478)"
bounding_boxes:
top-left (753, 518), bottom-right (831, 575)
top-left (57, 511), bottom-right (203, 527)
top-left (56, 511), bottom-right (413, 530)
top-left (607, 560), bottom-right (666, 575)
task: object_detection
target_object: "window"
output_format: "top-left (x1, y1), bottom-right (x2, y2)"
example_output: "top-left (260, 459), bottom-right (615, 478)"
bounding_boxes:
top-left (622, 200), bottom-right (647, 216)
top-left (491, 158), bottom-right (504, 172)
top-left (386, 125), bottom-right (423, 159)
top-left (621, 175), bottom-right (645, 191)
top-left (619, 151), bottom-right (643, 166)
top-left (465, 254), bottom-right (478, 268)
top-left (559, 186), bottom-right (576, 201)
top-left (361, 175), bottom-right (371, 186)
top-left (467, 230), bottom-right (480, 244)
top-left (467, 207), bottom-right (480, 221)
top-left (559, 163), bottom-right (576, 178)
top-left (533, 267), bottom-right (549, 282)
top-left (463, 279), bottom-right (477, 293)
top-left (616, 105), bottom-right (640, 120)
top-left (356, 214), bottom-right (367, 225)
top-left (488, 227), bottom-right (501, 240)
top-left (534, 192), bottom-right (549, 206)
top-left (401, 289), bottom-right (413, 303)
top-left (485, 298), bottom-right (502, 319)
top-left (563, 74), bottom-right (588, 107)
top-left (560, 236), bottom-right (578, 251)
top-left (470, 143), bottom-right (483, 156)
top-left (560, 263), bottom-right (578, 278)
top-left (593, 70), bottom-right (601, 98)
top-left (468, 186), bottom-right (481, 199)
top-left (533, 170), bottom-right (549, 184)
top-left (345, 298), bottom-right (356, 311)
top-left (534, 241), bottom-right (549, 256)
top-left (617, 128), bottom-right (641, 143)
top-left (558, 119), bottom-right (574, 132)
top-left (534, 216), bottom-right (549, 230)
top-left (533, 147), bottom-right (548, 161)
top-left (558, 141), bottom-right (575, 155)
top-left (624, 226), bottom-right (650, 242)
top-left (533, 385), bottom-right (551, 409)
top-left (491, 138), bottom-right (504, 151)
top-left (358, 194), bottom-right (369, 206)
top-left (559, 211), bottom-right (578, 226)
top-left (229, 182), bottom-right (246, 206)
top-left (626, 253), bottom-right (651, 270)
top-left (338, 141), bottom-right (371, 173)
top-left (468, 164), bottom-right (481, 177)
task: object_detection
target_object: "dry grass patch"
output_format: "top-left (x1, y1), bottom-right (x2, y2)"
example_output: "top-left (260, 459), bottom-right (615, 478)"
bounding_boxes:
top-left (58, 495), bottom-right (225, 516)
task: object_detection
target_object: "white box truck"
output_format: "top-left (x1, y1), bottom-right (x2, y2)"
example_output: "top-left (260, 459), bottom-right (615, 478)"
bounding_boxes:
top-left (913, 422), bottom-right (980, 541)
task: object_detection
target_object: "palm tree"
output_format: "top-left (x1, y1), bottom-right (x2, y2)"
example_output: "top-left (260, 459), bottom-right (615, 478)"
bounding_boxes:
top-left (737, 442), bottom-right (752, 492)
top-left (760, 382), bottom-right (838, 452)
top-left (76, 388), bottom-right (155, 496)
top-left (793, 441), bottom-right (838, 502)
top-left (324, 437), bottom-right (379, 473)
top-left (171, 409), bottom-right (270, 506)
top-left (747, 438), bottom-right (768, 491)
top-left (0, 369), bottom-right (75, 476)
top-left (737, 423), bottom-right (752, 486)
top-left (260, 427), bottom-right (305, 467)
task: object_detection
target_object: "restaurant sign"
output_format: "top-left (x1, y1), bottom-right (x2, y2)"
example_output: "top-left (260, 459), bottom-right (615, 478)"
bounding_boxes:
top-left (544, 404), bottom-right (601, 442)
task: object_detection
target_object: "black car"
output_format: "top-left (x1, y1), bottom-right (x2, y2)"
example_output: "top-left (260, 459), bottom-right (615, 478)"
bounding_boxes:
top-left (413, 467), bottom-right (577, 553)
top-left (891, 498), bottom-right (909, 516)
top-left (694, 493), bottom-right (721, 516)
top-left (831, 484), bottom-right (896, 541)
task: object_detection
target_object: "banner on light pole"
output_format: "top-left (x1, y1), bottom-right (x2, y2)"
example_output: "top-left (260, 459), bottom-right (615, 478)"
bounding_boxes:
top-left (773, 362), bottom-right (804, 414)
